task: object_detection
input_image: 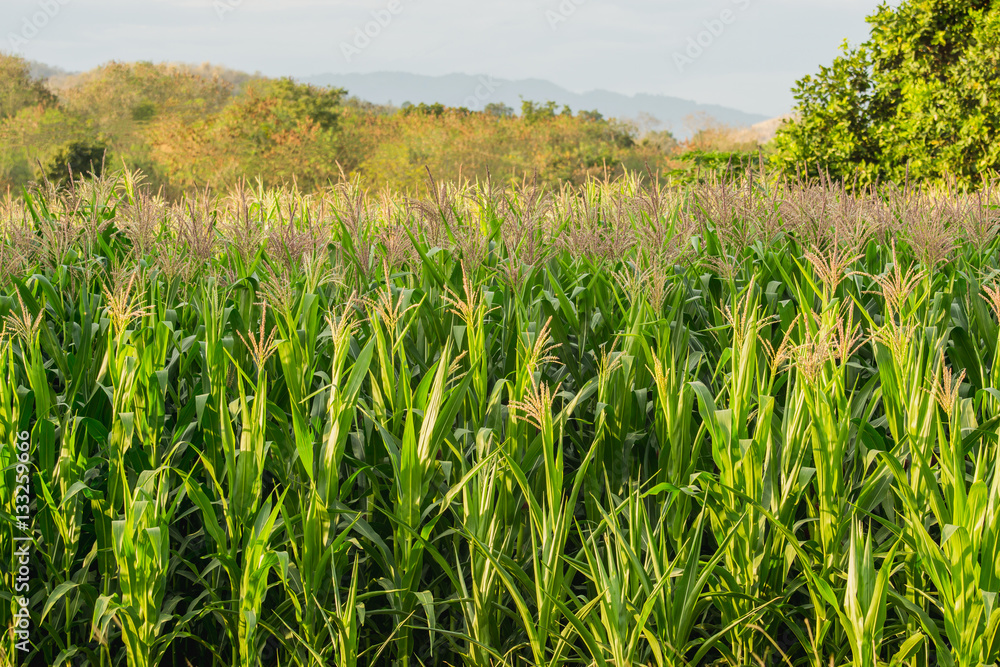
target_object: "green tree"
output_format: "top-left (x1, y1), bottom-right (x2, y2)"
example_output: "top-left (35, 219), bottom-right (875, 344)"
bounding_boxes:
top-left (774, 0), bottom-right (1000, 185)
top-left (400, 102), bottom-right (448, 117)
top-left (0, 53), bottom-right (56, 119)
top-left (148, 77), bottom-right (348, 191)
top-left (521, 100), bottom-right (560, 123)
top-left (484, 102), bottom-right (514, 118)
top-left (0, 107), bottom-right (79, 190)
top-left (38, 139), bottom-right (108, 184)
top-left (58, 61), bottom-right (235, 134)
top-left (251, 77), bottom-right (346, 130)
top-left (217, 78), bottom-right (346, 152)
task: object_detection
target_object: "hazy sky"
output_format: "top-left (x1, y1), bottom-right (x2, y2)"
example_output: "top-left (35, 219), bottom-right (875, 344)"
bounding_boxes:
top-left (2, 0), bottom-right (894, 117)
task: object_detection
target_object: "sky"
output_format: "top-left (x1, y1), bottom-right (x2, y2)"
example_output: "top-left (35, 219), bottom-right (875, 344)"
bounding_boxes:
top-left (2, 0), bottom-right (896, 118)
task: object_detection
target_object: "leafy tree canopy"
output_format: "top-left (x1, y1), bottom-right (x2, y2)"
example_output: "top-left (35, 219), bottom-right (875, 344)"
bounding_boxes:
top-left (484, 102), bottom-right (514, 118)
top-left (56, 60), bottom-right (234, 128)
top-left (0, 53), bottom-right (56, 119)
top-left (38, 139), bottom-right (108, 184)
top-left (521, 100), bottom-right (573, 123)
top-left (215, 78), bottom-right (347, 151)
top-left (773, 0), bottom-right (1000, 185)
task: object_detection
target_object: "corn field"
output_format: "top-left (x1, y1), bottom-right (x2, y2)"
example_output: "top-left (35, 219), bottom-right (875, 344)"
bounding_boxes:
top-left (2, 167), bottom-right (1000, 667)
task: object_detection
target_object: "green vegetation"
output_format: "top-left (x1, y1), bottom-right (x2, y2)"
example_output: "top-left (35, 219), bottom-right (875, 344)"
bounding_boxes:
top-left (774, 0), bottom-right (1000, 185)
top-left (37, 140), bottom-right (108, 185)
top-left (0, 56), bottom-right (55, 120)
top-left (2, 166), bottom-right (1000, 666)
top-left (0, 55), bottom-right (726, 197)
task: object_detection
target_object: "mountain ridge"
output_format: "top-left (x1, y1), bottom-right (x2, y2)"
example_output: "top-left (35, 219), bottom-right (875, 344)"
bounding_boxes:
top-left (301, 71), bottom-right (771, 138)
top-left (22, 60), bottom-right (775, 140)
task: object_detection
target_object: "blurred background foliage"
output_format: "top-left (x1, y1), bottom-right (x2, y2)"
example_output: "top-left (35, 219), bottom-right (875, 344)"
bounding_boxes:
top-left (5, 0), bottom-right (999, 198)
top-left (0, 54), bottom-right (764, 198)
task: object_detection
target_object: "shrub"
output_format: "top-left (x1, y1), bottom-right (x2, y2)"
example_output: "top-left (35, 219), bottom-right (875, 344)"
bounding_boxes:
top-left (38, 139), bottom-right (108, 183)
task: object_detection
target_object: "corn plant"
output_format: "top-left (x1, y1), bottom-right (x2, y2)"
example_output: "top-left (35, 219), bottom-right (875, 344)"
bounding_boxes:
top-left (3, 166), bottom-right (1000, 667)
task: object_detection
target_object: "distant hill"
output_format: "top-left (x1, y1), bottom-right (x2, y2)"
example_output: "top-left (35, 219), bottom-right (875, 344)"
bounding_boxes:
top-left (4, 55), bottom-right (777, 195)
top-left (24, 61), bottom-right (771, 139)
top-left (40, 61), bottom-right (264, 94)
top-left (301, 72), bottom-right (770, 139)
